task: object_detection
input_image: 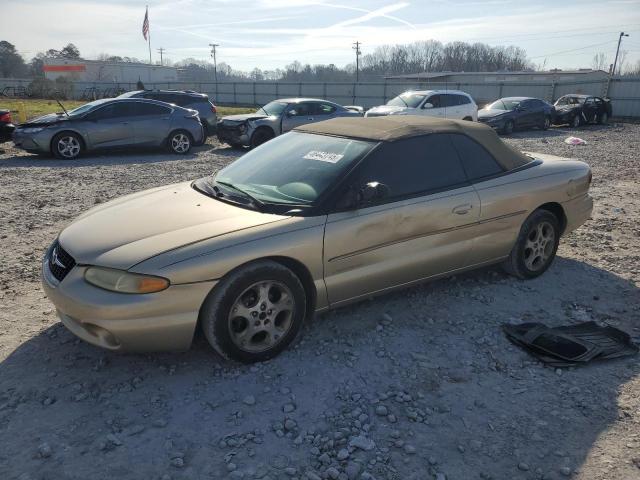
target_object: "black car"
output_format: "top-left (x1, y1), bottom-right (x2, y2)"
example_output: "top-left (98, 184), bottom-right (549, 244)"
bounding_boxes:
top-left (553, 95), bottom-right (612, 127)
top-left (478, 97), bottom-right (554, 134)
top-left (0, 109), bottom-right (15, 143)
top-left (119, 90), bottom-right (217, 137)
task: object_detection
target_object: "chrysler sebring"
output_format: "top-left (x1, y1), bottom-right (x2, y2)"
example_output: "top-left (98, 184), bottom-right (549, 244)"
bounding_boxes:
top-left (42, 116), bottom-right (593, 363)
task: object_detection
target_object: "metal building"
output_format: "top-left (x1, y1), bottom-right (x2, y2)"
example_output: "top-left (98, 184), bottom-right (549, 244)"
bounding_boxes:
top-left (43, 58), bottom-right (178, 83)
top-left (385, 69), bottom-right (609, 83)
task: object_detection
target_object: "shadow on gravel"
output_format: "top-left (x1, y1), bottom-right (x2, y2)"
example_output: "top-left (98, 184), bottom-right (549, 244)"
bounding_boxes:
top-left (0, 257), bottom-right (638, 479)
top-left (0, 142), bottom-right (237, 169)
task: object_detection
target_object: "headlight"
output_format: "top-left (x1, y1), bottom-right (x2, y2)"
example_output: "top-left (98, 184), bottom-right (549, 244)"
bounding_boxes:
top-left (20, 127), bottom-right (45, 134)
top-left (84, 267), bottom-right (170, 294)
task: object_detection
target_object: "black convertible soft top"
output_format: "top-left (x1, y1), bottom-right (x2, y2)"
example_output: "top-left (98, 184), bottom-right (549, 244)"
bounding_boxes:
top-left (295, 116), bottom-right (531, 170)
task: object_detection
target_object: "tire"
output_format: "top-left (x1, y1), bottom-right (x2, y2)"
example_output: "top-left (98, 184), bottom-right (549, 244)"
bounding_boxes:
top-left (462, 116), bottom-right (473, 121)
top-left (200, 260), bottom-right (308, 363)
top-left (570, 114), bottom-right (581, 128)
top-left (168, 130), bottom-right (192, 154)
top-left (541, 116), bottom-right (551, 130)
top-left (502, 209), bottom-right (560, 280)
top-left (598, 112), bottom-right (609, 125)
top-left (250, 128), bottom-right (275, 149)
top-left (52, 131), bottom-right (83, 159)
top-left (502, 120), bottom-right (514, 135)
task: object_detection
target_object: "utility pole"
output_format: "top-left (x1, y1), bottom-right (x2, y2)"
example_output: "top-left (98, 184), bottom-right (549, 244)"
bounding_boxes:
top-left (605, 32), bottom-right (629, 97)
top-left (209, 43), bottom-right (219, 96)
top-left (352, 41), bottom-right (361, 82)
top-left (157, 47), bottom-right (165, 66)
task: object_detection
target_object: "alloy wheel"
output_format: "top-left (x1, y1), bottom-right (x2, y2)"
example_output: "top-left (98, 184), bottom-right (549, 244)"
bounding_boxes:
top-left (57, 136), bottom-right (81, 159)
top-left (171, 133), bottom-right (190, 153)
top-left (228, 281), bottom-right (295, 353)
top-left (523, 221), bottom-right (555, 271)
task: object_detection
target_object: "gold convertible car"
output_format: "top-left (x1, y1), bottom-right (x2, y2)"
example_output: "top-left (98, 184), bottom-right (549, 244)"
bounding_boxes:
top-left (42, 116), bottom-right (593, 363)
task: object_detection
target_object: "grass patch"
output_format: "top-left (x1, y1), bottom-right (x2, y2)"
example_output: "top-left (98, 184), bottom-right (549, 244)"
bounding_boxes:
top-left (0, 98), bottom-right (257, 121)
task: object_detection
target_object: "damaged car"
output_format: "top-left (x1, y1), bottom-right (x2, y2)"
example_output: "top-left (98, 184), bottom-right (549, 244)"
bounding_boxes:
top-left (553, 94), bottom-right (612, 127)
top-left (478, 97), bottom-right (555, 134)
top-left (42, 116), bottom-right (593, 363)
top-left (216, 98), bottom-right (361, 148)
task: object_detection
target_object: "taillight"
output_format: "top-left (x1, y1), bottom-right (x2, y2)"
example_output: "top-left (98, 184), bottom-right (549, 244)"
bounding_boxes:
top-left (0, 112), bottom-right (11, 123)
top-left (210, 103), bottom-right (217, 114)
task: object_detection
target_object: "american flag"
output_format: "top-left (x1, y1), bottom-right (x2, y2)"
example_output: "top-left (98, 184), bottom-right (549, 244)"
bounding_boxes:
top-left (142, 7), bottom-right (149, 40)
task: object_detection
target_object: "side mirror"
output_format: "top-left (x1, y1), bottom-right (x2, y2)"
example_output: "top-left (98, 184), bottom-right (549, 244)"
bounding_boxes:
top-left (358, 182), bottom-right (389, 205)
top-left (287, 110), bottom-right (297, 117)
top-left (423, 102), bottom-right (434, 109)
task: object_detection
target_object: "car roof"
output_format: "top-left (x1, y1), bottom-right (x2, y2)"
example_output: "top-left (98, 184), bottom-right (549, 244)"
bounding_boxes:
top-left (274, 98), bottom-right (340, 104)
top-left (105, 98), bottom-right (182, 108)
top-left (559, 94), bottom-right (589, 98)
top-left (499, 96), bottom-right (537, 101)
top-left (295, 116), bottom-right (530, 170)
top-left (402, 90), bottom-right (472, 96)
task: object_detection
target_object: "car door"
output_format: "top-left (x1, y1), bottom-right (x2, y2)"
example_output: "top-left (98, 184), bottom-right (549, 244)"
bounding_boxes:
top-left (419, 94), bottom-right (445, 118)
top-left (441, 94), bottom-right (460, 119)
top-left (516, 100), bottom-right (538, 128)
top-left (281, 102), bottom-right (315, 132)
top-left (449, 133), bottom-right (528, 263)
top-left (84, 102), bottom-right (135, 148)
top-left (130, 102), bottom-right (173, 146)
top-left (323, 134), bottom-right (481, 306)
top-left (582, 97), bottom-right (598, 123)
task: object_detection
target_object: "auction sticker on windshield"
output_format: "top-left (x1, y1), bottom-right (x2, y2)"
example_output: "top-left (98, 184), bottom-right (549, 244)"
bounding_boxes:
top-left (303, 151), bottom-right (344, 163)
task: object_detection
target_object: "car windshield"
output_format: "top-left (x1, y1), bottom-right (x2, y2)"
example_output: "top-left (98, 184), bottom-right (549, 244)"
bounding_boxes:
top-left (555, 96), bottom-right (585, 106)
top-left (486, 99), bottom-right (521, 111)
top-left (198, 132), bottom-right (375, 206)
top-left (258, 101), bottom-right (288, 116)
top-left (386, 93), bottom-right (426, 108)
top-left (67, 99), bottom-right (110, 117)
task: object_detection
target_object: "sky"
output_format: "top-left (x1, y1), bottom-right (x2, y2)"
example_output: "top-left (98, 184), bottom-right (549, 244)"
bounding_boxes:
top-left (2, 0), bottom-right (640, 72)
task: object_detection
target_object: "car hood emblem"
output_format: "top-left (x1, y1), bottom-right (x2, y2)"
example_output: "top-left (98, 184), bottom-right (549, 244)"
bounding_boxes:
top-left (51, 247), bottom-right (66, 269)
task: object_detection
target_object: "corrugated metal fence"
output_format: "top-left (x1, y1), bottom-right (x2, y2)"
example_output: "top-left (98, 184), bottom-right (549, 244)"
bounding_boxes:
top-left (2, 76), bottom-right (640, 117)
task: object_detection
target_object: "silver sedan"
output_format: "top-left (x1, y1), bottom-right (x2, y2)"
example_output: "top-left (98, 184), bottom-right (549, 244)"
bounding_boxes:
top-left (13, 98), bottom-right (204, 159)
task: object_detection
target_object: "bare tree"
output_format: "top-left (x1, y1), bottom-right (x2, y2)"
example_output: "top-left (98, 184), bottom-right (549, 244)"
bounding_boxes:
top-left (592, 52), bottom-right (608, 71)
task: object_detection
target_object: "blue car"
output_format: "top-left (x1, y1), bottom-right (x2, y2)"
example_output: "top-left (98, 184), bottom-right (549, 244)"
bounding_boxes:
top-left (478, 97), bottom-right (555, 135)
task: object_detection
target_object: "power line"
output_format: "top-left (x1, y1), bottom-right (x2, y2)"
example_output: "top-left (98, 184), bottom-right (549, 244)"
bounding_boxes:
top-left (529, 40), bottom-right (618, 59)
top-left (209, 43), bottom-right (219, 95)
top-left (157, 47), bottom-right (165, 65)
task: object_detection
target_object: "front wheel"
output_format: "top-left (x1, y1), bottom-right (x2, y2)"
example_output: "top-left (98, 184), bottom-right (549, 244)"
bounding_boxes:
top-left (541, 116), bottom-right (551, 130)
top-left (52, 132), bottom-right (83, 159)
top-left (570, 114), bottom-right (581, 128)
top-left (168, 130), bottom-right (192, 154)
top-left (502, 120), bottom-right (514, 135)
top-left (502, 209), bottom-right (560, 279)
top-left (250, 128), bottom-right (275, 149)
top-left (200, 260), bottom-right (307, 363)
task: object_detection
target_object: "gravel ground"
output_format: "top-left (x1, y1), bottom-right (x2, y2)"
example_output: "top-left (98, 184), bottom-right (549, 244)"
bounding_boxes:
top-left (0, 124), bottom-right (639, 480)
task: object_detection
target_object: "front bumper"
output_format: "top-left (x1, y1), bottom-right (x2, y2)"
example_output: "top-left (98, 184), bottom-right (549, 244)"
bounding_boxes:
top-left (41, 249), bottom-right (217, 352)
top-left (478, 117), bottom-right (505, 131)
top-left (12, 129), bottom-right (53, 153)
top-left (216, 123), bottom-right (250, 147)
top-left (552, 110), bottom-right (574, 125)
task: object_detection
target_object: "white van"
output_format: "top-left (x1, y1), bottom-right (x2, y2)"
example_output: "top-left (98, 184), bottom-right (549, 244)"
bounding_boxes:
top-left (365, 90), bottom-right (478, 121)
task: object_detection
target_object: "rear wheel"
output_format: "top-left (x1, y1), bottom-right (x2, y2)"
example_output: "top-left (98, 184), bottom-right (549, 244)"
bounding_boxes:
top-left (541, 116), bottom-right (551, 130)
top-left (52, 132), bottom-right (83, 159)
top-left (502, 120), bottom-right (514, 135)
top-left (250, 128), bottom-right (274, 149)
top-left (502, 209), bottom-right (560, 279)
top-left (200, 260), bottom-right (307, 363)
top-left (168, 130), bottom-right (192, 154)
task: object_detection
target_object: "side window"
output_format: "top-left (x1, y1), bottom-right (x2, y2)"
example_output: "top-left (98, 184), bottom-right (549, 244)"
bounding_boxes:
top-left (449, 134), bottom-right (503, 181)
top-left (352, 134), bottom-right (467, 201)
top-left (289, 103), bottom-right (311, 116)
top-left (585, 98), bottom-right (596, 106)
top-left (88, 103), bottom-right (132, 120)
top-left (441, 95), bottom-right (457, 108)
top-left (425, 95), bottom-right (441, 108)
top-left (312, 103), bottom-right (337, 115)
top-left (134, 102), bottom-right (171, 116)
top-left (457, 95), bottom-right (471, 105)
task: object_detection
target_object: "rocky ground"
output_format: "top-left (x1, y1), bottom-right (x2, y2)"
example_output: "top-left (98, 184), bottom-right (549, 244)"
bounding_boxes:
top-left (0, 124), bottom-right (639, 480)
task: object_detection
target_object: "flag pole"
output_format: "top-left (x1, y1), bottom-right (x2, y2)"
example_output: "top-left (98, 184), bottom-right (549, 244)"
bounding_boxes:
top-left (147, 6), bottom-right (152, 64)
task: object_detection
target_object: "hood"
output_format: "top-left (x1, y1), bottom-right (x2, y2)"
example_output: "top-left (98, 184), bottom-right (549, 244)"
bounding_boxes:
top-left (554, 105), bottom-right (576, 112)
top-left (58, 181), bottom-right (288, 270)
top-left (365, 105), bottom-right (409, 116)
top-left (478, 109), bottom-right (509, 120)
top-left (221, 113), bottom-right (269, 123)
top-left (19, 112), bottom-right (69, 127)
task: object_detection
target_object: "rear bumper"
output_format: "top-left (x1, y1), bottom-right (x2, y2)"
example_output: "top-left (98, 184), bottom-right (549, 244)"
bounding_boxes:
top-left (0, 123), bottom-right (15, 142)
top-left (41, 247), bottom-right (216, 352)
top-left (562, 193), bottom-right (593, 234)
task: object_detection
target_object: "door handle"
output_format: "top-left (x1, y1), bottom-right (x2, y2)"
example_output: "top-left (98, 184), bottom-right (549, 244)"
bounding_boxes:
top-left (307, 117), bottom-right (314, 120)
top-left (452, 204), bottom-right (473, 215)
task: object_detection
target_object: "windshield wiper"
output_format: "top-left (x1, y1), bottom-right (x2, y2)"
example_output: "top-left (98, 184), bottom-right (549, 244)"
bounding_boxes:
top-left (215, 180), bottom-right (265, 211)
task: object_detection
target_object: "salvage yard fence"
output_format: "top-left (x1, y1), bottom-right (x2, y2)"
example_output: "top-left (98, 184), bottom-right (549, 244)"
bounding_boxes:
top-left (2, 76), bottom-right (640, 118)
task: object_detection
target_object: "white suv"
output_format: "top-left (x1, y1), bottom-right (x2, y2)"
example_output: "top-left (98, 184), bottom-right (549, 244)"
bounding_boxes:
top-left (365, 90), bottom-right (478, 121)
